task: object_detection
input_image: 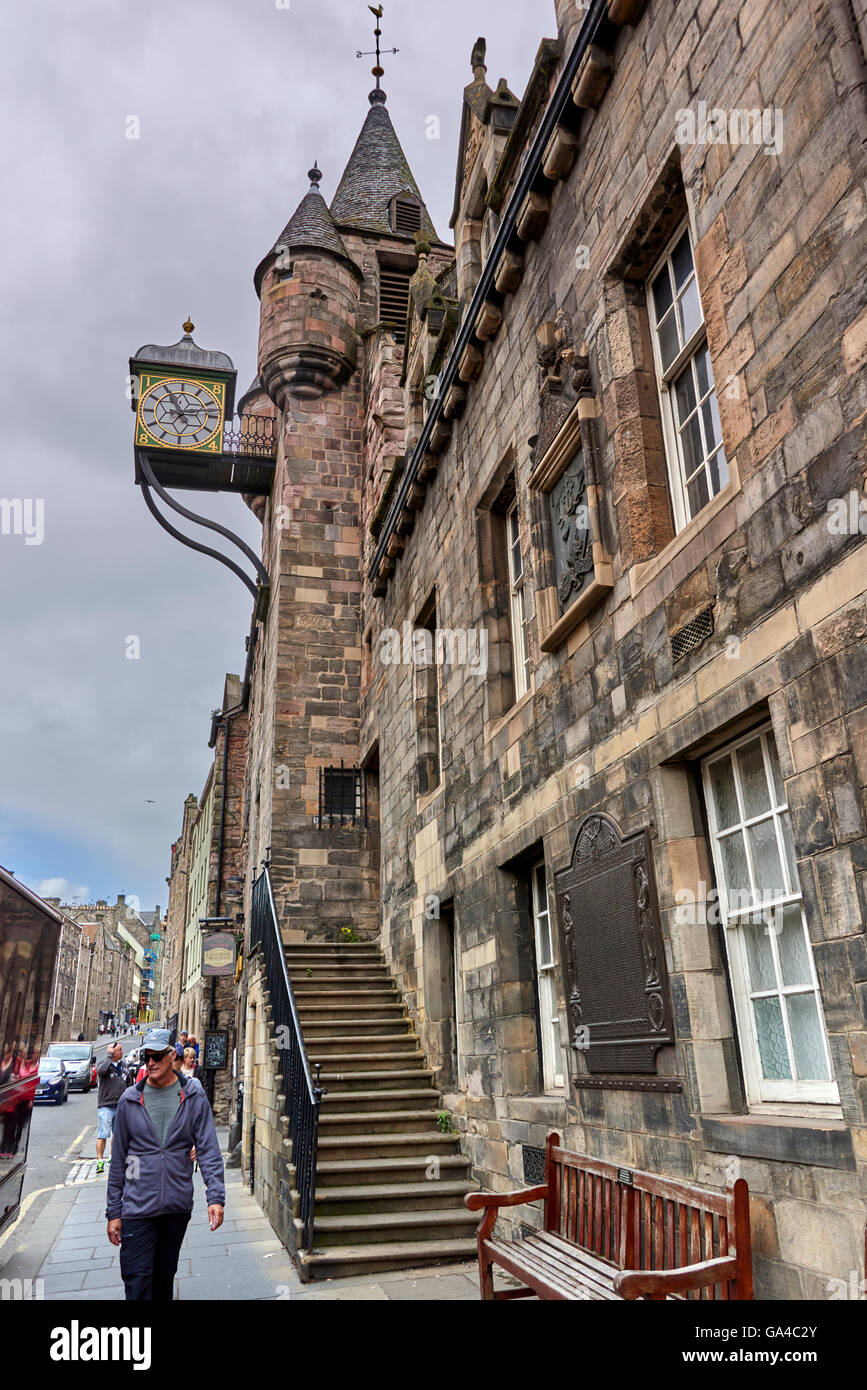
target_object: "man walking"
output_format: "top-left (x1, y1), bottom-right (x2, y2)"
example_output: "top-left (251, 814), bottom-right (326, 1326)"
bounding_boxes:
top-left (106, 1027), bottom-right (225, 1301)
top-left (95, 1041), bottom-right (126, 1174)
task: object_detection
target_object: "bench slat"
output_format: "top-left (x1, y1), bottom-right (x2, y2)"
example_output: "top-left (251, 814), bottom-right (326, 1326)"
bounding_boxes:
top-left (552, 1147), bottom-right (729, 1215)
top-left (485, 1238), bottom-right (618, 1301)
top-left (489, 1237), bottom-right (622, 1301)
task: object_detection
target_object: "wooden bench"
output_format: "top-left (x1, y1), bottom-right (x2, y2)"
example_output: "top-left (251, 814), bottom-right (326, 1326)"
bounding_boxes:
top-left (465, 1132), bottom-right (753, 1301)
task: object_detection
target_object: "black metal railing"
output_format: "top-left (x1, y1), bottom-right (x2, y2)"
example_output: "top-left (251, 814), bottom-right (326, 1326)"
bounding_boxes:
top-left (316, 764), bottom-right (367, 827)
top-left (250, 867), bottom-right (324, 1252)
top-left (222, 413), bottom-right (277, 459)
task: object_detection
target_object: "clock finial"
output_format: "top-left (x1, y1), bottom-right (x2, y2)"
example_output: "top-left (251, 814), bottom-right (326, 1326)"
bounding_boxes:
top-left (182, 317), bottom-right (195, 336)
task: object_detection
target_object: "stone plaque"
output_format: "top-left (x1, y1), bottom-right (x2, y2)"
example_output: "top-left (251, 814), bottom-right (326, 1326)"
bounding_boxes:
top-left (554, 812), bottom-right (673, 1077)
top-left (549, 445), bottom-right (592, 613)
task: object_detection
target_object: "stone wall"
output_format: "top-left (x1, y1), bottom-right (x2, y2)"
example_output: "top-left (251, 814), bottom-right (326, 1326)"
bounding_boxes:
top-left (361, 0), bottom-right (867, 1297)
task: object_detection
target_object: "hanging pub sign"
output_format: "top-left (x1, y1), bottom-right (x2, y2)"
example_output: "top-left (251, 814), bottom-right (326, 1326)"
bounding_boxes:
top-left (201, 930), bottom-right (236, 977)
top-left (553, 812), bottom-right (678, 1089)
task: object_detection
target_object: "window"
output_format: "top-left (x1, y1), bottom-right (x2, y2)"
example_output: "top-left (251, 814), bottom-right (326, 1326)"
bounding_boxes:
top-left (506, 500), bottom-right (531, 700)
top-left (318, 767), bottom-right (365, 826)
top-left (415, 598), bottom-right (441, 797)
top-left (702, 726), bottom-right (838, 1106)
top-left (648, 224), bottom-right (728, 531)
top-left (531, 862), bottom-right (564, 1091)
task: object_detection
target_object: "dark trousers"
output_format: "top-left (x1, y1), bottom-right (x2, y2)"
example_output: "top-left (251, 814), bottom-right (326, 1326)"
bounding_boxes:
top-left (119, 1212), bottom-right (191, 1301)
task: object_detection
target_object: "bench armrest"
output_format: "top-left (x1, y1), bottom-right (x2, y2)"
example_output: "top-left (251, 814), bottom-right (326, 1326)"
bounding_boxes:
top-left (465, 1185), bottom-right (548, 1212)
top-left (614, 1256), bottom-right (739, 1300)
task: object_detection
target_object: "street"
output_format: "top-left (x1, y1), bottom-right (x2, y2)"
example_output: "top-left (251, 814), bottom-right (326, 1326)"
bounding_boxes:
top-left (19, 1036), bottom-right (139, 1203)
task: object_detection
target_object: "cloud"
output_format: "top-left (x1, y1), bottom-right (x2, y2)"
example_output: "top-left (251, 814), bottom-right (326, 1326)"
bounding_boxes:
top-left (34, 877), bottom-right (92, 904)
top-left (0, 0), bottom-right (547, 908)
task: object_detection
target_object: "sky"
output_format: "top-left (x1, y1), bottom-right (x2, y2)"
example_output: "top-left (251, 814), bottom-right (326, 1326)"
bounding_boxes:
top-left (0, 0), bottom-right (552, 912)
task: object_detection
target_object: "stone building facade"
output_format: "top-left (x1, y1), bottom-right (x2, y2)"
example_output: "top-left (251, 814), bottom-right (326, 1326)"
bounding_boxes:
top-left (63, 896), bottom-right (158, 1029)
top-left (43, 910), bottom-right (83, 1041)
top-left (165, 676), bottom-right (247, 1119)
top-left (233, 0), bottom-right (866, 1295)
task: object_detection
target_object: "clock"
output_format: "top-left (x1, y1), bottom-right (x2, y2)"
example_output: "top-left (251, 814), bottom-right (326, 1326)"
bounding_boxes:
top-left (135, 373), bottom-right (226, 454)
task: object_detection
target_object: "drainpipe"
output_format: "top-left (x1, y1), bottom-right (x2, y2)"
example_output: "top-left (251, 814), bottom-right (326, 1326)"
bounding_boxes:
top-left (826, 0), bottom-right (867, 143)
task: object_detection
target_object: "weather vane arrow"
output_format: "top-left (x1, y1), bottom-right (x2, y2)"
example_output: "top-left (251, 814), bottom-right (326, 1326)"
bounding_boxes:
top-left (357, 3), bottom-right (398, 89)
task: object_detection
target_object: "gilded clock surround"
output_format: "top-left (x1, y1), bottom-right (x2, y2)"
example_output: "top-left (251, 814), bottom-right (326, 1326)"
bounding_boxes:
top-left (135, 372), bottom-right (227, 455)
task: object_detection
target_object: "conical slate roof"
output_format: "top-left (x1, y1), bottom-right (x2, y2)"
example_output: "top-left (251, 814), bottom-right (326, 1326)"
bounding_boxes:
top-left (254, 166), bottom-right (354, 295)
top-left (330, 94), bottom-right (439, 241)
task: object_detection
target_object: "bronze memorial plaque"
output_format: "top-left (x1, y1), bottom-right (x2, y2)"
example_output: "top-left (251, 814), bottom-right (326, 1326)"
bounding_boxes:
top-left (554, 812), bottom-right (674, 1083)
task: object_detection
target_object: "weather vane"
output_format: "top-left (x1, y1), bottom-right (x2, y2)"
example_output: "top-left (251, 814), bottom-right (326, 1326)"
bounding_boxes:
top-left (357, 4), bottom-right (398, 93)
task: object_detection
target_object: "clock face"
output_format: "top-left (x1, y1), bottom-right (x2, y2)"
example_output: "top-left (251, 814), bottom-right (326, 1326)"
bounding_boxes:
top-left (137, 376), bottom-right (224, 451)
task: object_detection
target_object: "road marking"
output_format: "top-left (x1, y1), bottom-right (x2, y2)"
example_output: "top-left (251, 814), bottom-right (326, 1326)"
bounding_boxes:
top-left (63, 1125), bottom-right (91, 1161)
top-left (0, 1183), bottom-right (65, 1254)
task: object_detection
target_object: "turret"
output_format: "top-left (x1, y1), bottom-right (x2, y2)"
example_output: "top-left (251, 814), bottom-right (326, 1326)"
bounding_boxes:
top-left (254, 165), bottom-right (363, 406)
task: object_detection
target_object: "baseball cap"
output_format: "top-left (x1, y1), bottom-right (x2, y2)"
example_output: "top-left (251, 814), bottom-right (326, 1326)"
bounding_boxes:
top-left (142, 1027), bottom-right (173, 1054)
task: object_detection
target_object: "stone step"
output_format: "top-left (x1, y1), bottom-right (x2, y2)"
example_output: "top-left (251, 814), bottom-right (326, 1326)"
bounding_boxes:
top-left (321, 1088), bottom-right (440, 1112)
top-left (293, 978), bottom-right (397, 992)
top-left (304, 1034), bottom-right (419, 1056)
top-left (315, 1154), bottom-right (471, 1187)
top-left (293, 989), bottom-right (401, 1008)
top-left (312, 1207), bottom-right (479, 1248)
top-left (298, 1000), bottom-right (405, 1016)
top-left (315, 1180), bottom-right (476, 1216)
top-left (319, 1068), bottom-right (436, 1092)
top-left (318, 1108), bottom-right (447, 1136)
top-left (298, 1237), bottom-right (477, 1281)
top-left (309, 1050), bottom-right (427, 1073)
top-left (288, 958), bottom-right (390, 973)
top-left (302, 1016), bottom-right (411, 1036)
top-left (284, 945), bottom-right (383, 956)
top-left (316, 1130), bottom-right (462, 1163)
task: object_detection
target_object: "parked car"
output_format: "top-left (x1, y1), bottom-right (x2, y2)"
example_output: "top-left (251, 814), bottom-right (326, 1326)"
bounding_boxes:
top-left (34, 1058), bottom-right (70, 1106)
top-left (90, 1061), bottom-right (97, 1088)
top-left (46, 1042), bottom-right (94, 1092)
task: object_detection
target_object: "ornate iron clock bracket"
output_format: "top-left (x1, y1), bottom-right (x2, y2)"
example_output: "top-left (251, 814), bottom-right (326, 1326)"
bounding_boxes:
top-left (137, 449), bottom-right (270, 620)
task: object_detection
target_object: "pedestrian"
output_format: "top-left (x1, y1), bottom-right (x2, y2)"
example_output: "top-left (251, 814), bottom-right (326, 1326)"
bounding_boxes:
top-left (105, 1028), bottom-right (224, 1301)
top-left (175, 1031), bottom-right (189, 1060)
top-left (77, 1032), bottom-right (85, 1042)
top-left (187, 1034), bottom-right (200, 1061)
top-left (95, 1042), bottom-right (127, 1175)
top-left (180, 1047), bottom-right (198, 1079)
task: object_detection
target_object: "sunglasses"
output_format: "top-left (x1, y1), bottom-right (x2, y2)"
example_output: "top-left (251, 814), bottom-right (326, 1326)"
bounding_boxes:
top-left (143, 1051), bottom-right (171, 1063)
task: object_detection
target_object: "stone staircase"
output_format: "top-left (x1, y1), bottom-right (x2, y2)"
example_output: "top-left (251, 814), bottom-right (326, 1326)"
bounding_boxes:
top-left (285, 940), bottom-right (478, 1280)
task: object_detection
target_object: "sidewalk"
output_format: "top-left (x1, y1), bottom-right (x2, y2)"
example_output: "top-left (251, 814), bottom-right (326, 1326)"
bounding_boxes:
top-left (0, 1126), bottom-right (488, 1300)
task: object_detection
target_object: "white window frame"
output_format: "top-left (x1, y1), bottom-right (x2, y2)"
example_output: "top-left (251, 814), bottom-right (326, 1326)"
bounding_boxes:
top-left (702, 724), bottom-right (838, 1107)
top-left (647, 220), bottom-right (728, 533)
top-left (531, 861), bottom-right (565, 1092)
top-left (506, 500), bottom-right (531, 701)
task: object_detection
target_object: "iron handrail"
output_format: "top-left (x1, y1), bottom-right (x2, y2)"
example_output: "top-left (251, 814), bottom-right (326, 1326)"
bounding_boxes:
top-left (250, 866), bottom-right (324, 1252)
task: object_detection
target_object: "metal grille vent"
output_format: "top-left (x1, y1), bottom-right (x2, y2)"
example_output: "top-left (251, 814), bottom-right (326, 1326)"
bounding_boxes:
top-left (394, 200), bottom-right (422, 235)
top-left (379, 269), bottom-right (411, 341)
top-left (670, 605), bottom-right (714, 663)
top-left (522, 1144), bottom-right (546, 1185)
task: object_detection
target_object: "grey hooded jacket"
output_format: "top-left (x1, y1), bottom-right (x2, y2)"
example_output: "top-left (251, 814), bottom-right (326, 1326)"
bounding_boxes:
top-left (105, 1073), bottom-right (225, 1220)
